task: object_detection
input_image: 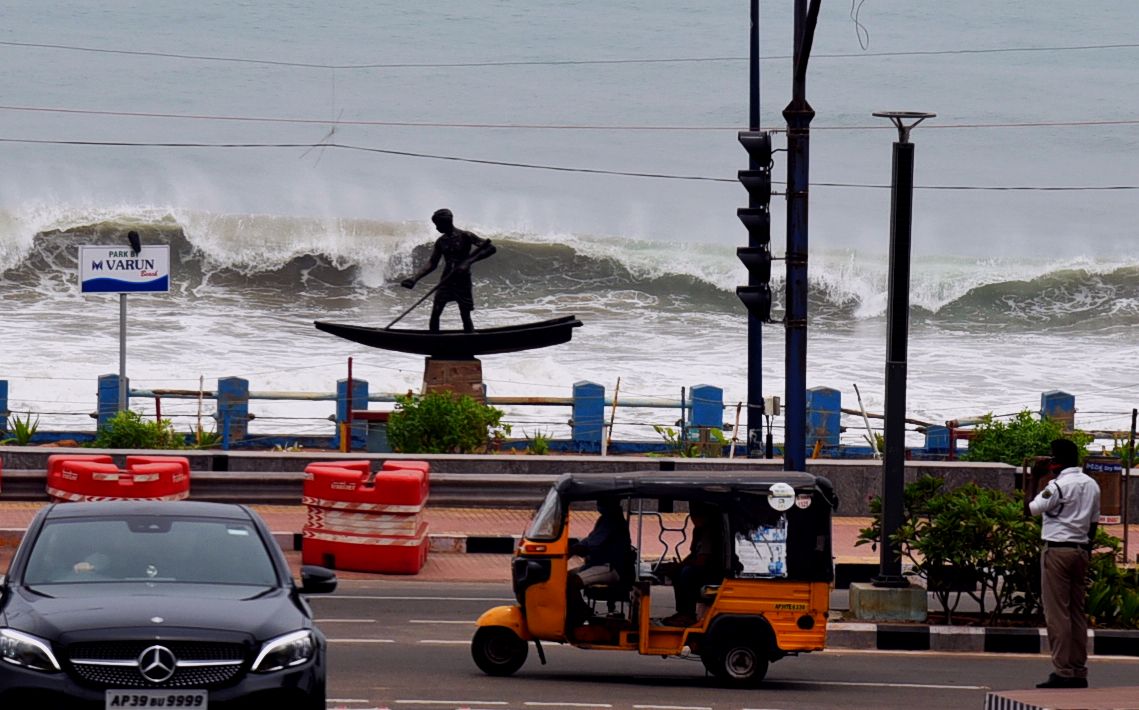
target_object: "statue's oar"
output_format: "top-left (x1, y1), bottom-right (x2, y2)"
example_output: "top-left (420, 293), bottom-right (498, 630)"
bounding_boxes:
top-left (384, 279), bottom-right (445, 329)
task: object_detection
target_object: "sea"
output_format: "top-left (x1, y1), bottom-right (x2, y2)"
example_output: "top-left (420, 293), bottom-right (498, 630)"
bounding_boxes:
top-left (1, 1), bottom-right (1137, 448)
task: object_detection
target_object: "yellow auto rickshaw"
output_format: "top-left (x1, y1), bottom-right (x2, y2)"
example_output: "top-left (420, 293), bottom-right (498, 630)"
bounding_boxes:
top-left (471, 470), bottom-right (837, 686)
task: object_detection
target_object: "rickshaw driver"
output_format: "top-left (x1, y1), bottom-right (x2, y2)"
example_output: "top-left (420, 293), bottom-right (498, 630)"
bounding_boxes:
top-left (660, 501), bottom-right (725, 627)
top-left (566, 498), bottom-right (630, 624)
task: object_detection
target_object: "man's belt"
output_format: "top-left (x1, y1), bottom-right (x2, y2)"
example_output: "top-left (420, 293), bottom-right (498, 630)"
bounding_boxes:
top-left (1045, 541), bottom-right (1084, 549)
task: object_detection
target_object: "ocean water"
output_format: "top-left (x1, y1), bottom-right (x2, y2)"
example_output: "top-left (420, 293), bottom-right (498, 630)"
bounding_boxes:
top-left (1, 1), bottom-right (1137, 445)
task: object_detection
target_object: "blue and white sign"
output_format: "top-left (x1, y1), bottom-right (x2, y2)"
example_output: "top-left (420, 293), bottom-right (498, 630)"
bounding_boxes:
top-left (79, 245), bottom-right (170, 294)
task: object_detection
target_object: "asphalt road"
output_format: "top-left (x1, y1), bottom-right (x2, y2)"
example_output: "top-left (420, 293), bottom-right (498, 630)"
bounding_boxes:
top-left (314, 580), bottom-right (1139, 710)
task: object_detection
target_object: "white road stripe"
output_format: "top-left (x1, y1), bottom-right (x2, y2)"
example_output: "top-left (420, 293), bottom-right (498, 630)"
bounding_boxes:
top-left (328, 638), bottom-right (396, 644)
top-left (315, 595), bottom-right (511, 601)
top-left (409, 619), bottom-right (475, 625)
top-left (318, 618), bottom-right (377, 623)
top-left (790, 680), bottom-right (987, 690)
top-left (634, 705), bottom-right (711, 710)
top-left (419, 639), bottom-right (471, 645)
top-left (394, 701), bottom-right (508, 706)
top-left (525, 703), bottom-right (613, 708)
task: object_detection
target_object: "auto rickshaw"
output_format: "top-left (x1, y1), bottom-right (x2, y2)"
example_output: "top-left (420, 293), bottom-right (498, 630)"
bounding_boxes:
top-left (471, 470), bottom-right (837, 686)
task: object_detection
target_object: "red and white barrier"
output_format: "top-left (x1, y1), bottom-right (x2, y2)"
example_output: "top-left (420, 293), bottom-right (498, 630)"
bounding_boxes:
top-left (46, 455), bottom-right (191, 502)
top-left (302, 460), bottom-right (430, 574)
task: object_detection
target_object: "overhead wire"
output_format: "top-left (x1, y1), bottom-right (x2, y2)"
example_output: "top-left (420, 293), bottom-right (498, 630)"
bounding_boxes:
top-left (1, 136), bottom-right (1135, 191)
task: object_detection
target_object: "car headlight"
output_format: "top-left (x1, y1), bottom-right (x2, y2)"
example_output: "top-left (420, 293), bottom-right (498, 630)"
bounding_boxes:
top-left (251, 630), bottom-right (316, 673)
top-left (0, 629), bottom-right (61, 672)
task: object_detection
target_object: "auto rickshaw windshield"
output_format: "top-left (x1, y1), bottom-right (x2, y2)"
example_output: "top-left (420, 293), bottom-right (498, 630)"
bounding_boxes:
top-left (525, 488), bottom-right (563, 541)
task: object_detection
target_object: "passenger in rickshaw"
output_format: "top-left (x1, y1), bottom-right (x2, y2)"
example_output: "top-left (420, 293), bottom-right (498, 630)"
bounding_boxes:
top-left (660, 501), bottom-right (725, 627)
top-left (566, 498), bottom-right (630, 624)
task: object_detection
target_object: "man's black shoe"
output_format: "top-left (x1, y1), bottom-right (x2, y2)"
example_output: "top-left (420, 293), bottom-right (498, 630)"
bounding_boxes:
top-left (1036, 673), bottom-right (1088, 689)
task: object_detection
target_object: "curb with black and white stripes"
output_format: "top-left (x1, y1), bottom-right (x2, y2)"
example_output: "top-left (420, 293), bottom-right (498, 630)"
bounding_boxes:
top-left (827, 622), bottom-right (1139, 656)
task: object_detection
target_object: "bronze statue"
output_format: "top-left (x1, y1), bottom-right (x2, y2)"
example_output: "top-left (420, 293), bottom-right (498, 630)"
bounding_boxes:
top-left (401, 208), bottom-right (496, 332)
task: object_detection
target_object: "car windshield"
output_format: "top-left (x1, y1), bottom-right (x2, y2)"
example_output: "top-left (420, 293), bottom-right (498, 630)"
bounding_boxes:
top-left (22, 516), bottom-right (279, 587)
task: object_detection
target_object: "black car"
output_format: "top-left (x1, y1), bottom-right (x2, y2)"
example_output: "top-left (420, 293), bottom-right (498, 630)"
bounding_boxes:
top-left (0, 500), bottom-right (337, 709)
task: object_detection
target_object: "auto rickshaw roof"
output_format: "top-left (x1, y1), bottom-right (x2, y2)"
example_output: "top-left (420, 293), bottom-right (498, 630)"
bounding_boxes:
top-left (551, 470), bottom-right (837, 510)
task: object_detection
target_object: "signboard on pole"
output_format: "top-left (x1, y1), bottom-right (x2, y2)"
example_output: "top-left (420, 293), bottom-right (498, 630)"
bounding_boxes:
top-left (79, 245), bottom-right (170, 294)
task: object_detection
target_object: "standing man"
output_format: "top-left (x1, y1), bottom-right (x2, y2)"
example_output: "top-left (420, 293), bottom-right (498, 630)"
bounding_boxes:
top-left (401, 208), bottom-right (496, 332)
top-left (1029, 438), bottom-right (1101, 689)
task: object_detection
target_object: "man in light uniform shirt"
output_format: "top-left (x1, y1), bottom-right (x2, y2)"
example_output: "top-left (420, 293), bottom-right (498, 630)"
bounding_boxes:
top-left (1028, 438), bottom-right (1100, 689)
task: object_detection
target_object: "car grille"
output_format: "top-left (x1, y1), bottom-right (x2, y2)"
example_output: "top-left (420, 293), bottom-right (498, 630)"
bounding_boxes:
top-left (68, 641), bottom-right (246, 689)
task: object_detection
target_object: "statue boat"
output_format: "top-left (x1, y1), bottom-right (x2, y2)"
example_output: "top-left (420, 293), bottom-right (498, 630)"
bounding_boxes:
top-left (314, 315), bottom-right (582, 358)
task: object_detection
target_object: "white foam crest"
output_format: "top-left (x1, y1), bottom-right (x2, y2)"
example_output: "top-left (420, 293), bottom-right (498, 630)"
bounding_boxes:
top-left (166, 209), bottom-right (437, 285)
top-left (0, 202), bottom-right (177, 269)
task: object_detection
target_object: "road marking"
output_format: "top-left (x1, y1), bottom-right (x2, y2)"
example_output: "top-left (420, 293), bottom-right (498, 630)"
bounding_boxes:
top-left (328, 638), bottom-right (396, 644)
top-left (315, 595), bottom-right (512, 602)
top-left (319, 618), bottom-right (377, 623)
top-left (788, 680), bottom-right (987, 691)
top-left (395, 701), bottom-right (508, 706)
top-left (409, 619), bottom-right (475, 625)
top-left (634, 705), bottom-right (711, 710)
top-left (419, 639), bottom-right (470, 645)
top-left (329, 701), bottom-right (381, 706)
top-left (525, 703), bottom-right (613, 708)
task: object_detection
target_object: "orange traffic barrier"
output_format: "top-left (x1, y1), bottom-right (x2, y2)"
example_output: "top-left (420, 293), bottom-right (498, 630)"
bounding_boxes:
top-left (302, 459), bottom-right (430, 574)
top-left (46, 455), bottom-right (191, 502)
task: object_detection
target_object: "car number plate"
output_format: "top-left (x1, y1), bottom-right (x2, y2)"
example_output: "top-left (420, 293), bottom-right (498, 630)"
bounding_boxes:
top-left (105, 690), bottom-right (208, 708)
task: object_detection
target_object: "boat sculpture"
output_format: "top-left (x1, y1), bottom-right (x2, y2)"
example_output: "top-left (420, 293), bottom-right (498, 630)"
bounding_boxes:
top-left (314, 315), bottom-right (583, 359)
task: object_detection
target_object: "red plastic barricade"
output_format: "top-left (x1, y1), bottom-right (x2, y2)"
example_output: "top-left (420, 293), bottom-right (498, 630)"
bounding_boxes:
top-left (302, 459), bottom-right (430, 574)
top-left (46, 455), bottom-right (191, 503)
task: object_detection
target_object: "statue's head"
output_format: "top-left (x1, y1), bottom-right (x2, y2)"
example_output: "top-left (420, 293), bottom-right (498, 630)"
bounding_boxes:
top-left (431, 208), bottom-right (454, 233)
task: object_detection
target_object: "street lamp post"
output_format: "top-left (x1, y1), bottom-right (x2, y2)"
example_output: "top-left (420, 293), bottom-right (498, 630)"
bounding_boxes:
top-left (872, 111), bottom-right (935, 586)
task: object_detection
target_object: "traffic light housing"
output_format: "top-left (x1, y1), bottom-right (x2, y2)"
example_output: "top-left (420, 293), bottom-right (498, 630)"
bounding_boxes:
top-left (737, 130), bottom-right (773, 321)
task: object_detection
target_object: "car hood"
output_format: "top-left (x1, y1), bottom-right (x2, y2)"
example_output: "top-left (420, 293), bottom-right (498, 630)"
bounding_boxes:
top-left (5, 583), bottom-right (307, 641)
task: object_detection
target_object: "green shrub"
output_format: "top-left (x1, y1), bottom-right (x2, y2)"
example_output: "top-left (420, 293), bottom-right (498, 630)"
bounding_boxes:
top-left (859, 475), bottom-right (1138, 627)
top-left (387, 392), bottom-right (510, 454)
top-left (2, 412), bottom-right (39, 445)
top-left (89, 410), bottom-right (184, 449)
top-left (650, 425), bottom-right (725, 458)
top-left (962, 410), bottom-right (1092, 466)
top-left (525, 429), bottom-right (552, 455)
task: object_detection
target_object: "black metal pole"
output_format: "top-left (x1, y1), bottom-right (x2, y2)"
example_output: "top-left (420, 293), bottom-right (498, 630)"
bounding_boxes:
top-left (745, 0), bottom-right (765, 458)
top-left (782, 0), bottom-right (820, 472)
top-left (873, 111), bottom-right (933, 586)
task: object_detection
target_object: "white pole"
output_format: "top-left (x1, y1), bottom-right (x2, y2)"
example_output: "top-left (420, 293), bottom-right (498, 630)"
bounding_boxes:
top-left (118, 293), bottom-right (128, 411)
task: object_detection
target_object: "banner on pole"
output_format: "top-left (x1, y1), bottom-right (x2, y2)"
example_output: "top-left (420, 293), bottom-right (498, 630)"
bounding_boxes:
top-left (79, 245), bottom-right (171, 294)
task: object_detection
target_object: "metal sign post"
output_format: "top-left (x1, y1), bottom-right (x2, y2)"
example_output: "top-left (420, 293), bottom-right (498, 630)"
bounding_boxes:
top-left (80, 235), bottom-right (171, 413)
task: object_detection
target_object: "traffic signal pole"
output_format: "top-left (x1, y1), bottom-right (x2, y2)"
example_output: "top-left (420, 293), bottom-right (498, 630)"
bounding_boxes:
top-left (743, 0), bottom-right (766, 458)
top-left (782, 0), bottom-right (820, 473)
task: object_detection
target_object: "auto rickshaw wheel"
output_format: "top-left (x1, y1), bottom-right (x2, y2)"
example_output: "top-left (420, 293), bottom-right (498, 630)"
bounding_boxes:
top-left (472, 626), bottom-right (529, 676)
top-left (702, 640), bottom-right (768, 687)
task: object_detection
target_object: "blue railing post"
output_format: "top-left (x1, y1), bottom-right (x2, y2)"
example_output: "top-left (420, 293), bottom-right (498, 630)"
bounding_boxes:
top-left (217, 377), bottom-right (250, 449)
top-left (1040, 390), bottom-right (1075, 431)
top-left (572, 381), bottom-right (605, 453)
top-left (336, 378), bottom-right (369, 450)
top-left (806, 386), bottom-right (841, 455)
top-left (0, 379), bottom-right (8, 435)
top-left (924, 425), bottom-right (950, 456)
top-left (97, 374), bottom-right (124, 429)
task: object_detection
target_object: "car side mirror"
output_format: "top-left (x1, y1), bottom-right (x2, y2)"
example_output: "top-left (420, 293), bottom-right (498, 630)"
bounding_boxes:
top-left (300, 565), bottom-right (338, 595)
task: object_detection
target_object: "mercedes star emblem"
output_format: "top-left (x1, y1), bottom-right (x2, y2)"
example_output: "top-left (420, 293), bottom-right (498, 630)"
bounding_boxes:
top-left (137, 645), bottom-right (177, 684)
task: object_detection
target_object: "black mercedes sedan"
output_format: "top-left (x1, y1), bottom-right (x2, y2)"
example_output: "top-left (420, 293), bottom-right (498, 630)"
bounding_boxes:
top-left (0, 500), bottom-right (337, 709)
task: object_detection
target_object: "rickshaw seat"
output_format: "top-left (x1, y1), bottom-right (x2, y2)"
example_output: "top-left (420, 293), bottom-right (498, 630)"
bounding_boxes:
top-left (583, 546), bottom-right (637, 614)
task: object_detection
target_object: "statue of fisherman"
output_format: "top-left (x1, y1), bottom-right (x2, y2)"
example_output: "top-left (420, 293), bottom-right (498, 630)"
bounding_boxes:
top-left (401, 208), bottom-right (496, 332)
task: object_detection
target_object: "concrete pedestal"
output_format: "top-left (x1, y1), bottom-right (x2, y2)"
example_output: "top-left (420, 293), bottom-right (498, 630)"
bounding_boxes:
top-left (848, 581), bottom-right (927, 622)
top-left (423, 358), bottom-right (485, 402)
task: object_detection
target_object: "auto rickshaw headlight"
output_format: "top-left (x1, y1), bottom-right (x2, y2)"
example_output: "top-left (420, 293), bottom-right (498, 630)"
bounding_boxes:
top-left (796, 614), bottom-right (815, 630)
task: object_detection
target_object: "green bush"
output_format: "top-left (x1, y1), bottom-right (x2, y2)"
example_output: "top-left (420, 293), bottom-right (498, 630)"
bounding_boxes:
top-left (525, 429), bottom-right (552, 455)
top-left (89, 410), bottom-right (185, 449)
top-left (858, 475), bottom-right (1139, 627)
top-left (2, 412), bottom-right (39, 445)
top-left (962, 410), bottom-right (1092, 466)
top-left (387, 392), bottom-right (510, 454)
